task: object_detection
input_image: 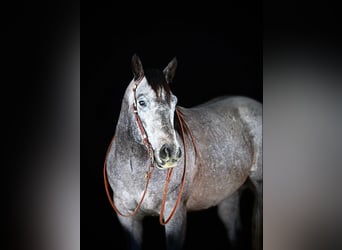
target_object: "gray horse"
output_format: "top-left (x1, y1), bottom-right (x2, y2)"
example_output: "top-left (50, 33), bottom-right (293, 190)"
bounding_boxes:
top-left (104, 54), bottom-right (262, 250)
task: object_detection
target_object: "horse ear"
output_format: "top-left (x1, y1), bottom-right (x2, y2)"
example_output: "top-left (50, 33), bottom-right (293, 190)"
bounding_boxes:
top-left (131, 54), bottom-right (144, 80)
top-left (163, 57), bottom-right (177, 84)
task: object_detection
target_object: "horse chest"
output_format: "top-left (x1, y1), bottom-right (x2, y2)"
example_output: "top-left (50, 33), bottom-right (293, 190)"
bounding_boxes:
top-left (113, 166), bottom-right (168, 212)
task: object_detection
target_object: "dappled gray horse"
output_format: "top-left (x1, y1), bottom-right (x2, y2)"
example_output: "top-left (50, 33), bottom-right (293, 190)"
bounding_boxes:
top-left (104, 55), bottom-right (262, 250)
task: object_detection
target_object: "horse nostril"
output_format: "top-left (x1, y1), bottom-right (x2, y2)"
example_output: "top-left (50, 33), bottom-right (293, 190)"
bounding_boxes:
top-left (176, 147), bottom-right (182, 158)
top-left (160, 144), bottom-right (171, 160)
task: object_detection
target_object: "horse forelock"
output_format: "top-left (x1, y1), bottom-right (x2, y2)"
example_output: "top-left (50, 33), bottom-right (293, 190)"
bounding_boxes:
top-left (144, 69), bottom-right (171, 103)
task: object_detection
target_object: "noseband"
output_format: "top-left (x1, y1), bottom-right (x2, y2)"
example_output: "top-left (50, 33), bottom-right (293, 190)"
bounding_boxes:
top-left (103, 75), bottom-right (192, 225)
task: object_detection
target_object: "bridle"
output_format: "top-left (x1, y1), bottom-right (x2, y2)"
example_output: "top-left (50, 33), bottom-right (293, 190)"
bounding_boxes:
top-left (103, 75), bottom-right (194, 225)
top-left (132, 75), bottom-right (155, 164)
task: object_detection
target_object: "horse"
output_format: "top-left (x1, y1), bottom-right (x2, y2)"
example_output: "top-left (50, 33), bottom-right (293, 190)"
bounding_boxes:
top-left (104, 54), bottom-right (262, 250)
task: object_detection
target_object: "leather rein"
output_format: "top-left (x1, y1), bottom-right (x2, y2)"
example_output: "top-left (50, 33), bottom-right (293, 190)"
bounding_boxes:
top-left (103, 75), bottom-right (194, 225)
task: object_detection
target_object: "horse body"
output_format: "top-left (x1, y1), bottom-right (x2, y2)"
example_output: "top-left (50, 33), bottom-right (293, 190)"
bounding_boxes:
top-left (105, 55), bottom-right (262, 250)
top-left (180, 96), bottom-right (262, 211)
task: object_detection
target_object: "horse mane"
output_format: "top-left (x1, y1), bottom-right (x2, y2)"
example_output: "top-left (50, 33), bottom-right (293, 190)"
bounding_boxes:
top-left (175, 107), bottom-right (203, 167)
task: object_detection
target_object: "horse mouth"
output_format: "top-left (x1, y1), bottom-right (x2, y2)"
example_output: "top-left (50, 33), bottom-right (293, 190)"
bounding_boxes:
top-left (155, 160), bottom-right (178, 170)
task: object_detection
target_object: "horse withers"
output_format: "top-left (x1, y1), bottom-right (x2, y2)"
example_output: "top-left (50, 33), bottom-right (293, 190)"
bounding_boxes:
top-left (104, 54), bottom-right (262, 250)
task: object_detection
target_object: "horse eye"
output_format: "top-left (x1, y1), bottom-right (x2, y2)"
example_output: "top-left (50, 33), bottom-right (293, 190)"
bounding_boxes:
top-left (138, 100), bottom-right (146, 107)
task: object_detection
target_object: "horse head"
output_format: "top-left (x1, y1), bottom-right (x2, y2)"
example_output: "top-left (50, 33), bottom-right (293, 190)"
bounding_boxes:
top-left (128, 54), bottom-right (182, 169)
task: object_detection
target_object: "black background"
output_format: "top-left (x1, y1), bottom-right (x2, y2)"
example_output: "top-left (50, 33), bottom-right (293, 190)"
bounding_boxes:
top-left (83, 2), bottom-right (262, 250)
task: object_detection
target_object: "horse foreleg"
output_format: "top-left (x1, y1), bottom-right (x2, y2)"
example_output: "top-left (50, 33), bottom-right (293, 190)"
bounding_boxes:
top-left (250, 179), bottom-right (263, 250)
top-left (163, 203), bottom-right (187, 250)
top-left (117, 215), bottom-right (143, 250)
top-left (217, 189), bottom-right (243, 249)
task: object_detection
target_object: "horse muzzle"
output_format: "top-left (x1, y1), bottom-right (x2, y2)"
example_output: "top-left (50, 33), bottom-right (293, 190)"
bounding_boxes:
top-left (155, 144), bottom-right (182, 169)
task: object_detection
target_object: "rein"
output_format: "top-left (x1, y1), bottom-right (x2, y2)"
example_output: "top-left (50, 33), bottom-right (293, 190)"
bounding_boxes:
top-left (103, 76), bottom-right (198, 225)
